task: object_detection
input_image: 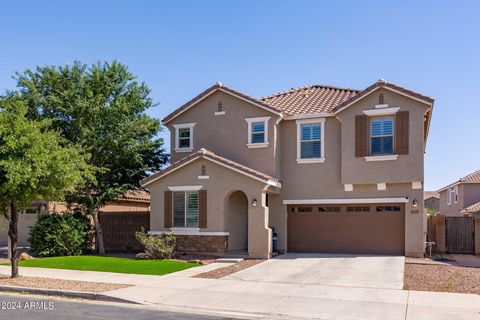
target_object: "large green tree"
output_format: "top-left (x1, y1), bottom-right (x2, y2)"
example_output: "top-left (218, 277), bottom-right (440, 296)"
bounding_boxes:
top-left (14, 61), bottom-right (168, 253)
top-left (0, 96), bottom-right (93, 277)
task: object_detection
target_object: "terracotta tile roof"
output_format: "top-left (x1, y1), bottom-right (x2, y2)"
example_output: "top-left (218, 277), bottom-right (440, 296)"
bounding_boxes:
top-left (163, 80), bottom-right (434, 123)
top-left (163, 83), bottom-right (282, 124)
top-left (461, 201), bottom-right (480, 214)
top-left (260, 85), bottom-right (360, 116)
top-left (459, 170), bottom-right (480, 183)
top-left (438, 170), bottom-right (480, 192)
top-left (424, 191), bottom-right (439, 200)
top-left (141, 148), bottom-right (281, 187)
top-left (119, 190), bottom-right (150, 202)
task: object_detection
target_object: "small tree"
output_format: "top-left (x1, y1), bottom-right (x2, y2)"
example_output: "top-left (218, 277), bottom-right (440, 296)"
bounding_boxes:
top-left (0, 96), bottom-right (93, 277)
top-left (15, 61), bottom-right (168, 253)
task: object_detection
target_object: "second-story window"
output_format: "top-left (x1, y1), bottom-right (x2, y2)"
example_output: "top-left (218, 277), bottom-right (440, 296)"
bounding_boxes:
top-left (251, 122), bottom-right (265, 143)
top-left (296, 118), bottom-right (325, 163)
top-left (370, 116), bottom-right (394, 155)
top-left (173, 123), bottom-right (196, 152)
top-left (300, 123), bottom-right (321, 158)
top-left (245, 116), bottom-right (270, 148)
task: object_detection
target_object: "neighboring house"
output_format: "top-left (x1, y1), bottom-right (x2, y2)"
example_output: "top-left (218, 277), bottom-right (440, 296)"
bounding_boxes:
top-left (437, 170), bottom-right (480, 216)
top-left (0, 190), bottom-right (150, 247)
top-left (424, 191), bottom-right (439, 211)
top-left (141, 79), bottom-right (434, 258)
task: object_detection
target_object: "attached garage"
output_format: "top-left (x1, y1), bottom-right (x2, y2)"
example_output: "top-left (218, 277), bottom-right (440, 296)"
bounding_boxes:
top-left (287, 204), bottom-right (405, 255)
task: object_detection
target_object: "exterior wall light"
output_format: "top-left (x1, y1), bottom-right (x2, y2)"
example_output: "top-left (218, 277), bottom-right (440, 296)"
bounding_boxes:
top-left (412, 199), bottom-right (418, 208)
top-left (252, 199), bottom-right (257, 207)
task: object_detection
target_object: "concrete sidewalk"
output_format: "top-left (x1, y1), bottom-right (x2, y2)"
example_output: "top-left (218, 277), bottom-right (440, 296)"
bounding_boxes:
top-left (0, 265), bottom-right (478, 319)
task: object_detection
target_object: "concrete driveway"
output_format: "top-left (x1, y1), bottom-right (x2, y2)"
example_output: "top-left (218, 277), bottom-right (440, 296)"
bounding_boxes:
top-left (224, 253), bottom-right (405, 289)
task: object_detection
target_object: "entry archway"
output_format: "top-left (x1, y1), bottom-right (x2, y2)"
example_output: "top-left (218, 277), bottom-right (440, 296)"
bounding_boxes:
top-left (224, 190), bottom-right (248, 252)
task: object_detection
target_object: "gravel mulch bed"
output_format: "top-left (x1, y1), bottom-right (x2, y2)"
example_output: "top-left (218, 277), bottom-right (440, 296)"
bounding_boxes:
top-left (404, 263), bottom-right (480, 295)
top-left (193, 259), bottom-right (264, 279)
top-left (0, 275), bottom-right (130, 293)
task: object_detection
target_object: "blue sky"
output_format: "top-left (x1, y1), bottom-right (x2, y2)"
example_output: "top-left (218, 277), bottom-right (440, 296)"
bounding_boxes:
top-left (1, 0), bottom-right (479, 190)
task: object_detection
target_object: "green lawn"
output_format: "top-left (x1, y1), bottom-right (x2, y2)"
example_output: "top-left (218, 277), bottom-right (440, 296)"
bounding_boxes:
top-left (12, 255), bottom-right (199, 276)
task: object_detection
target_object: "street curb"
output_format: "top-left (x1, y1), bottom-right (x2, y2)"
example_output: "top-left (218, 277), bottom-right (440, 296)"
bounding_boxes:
top-left (0, 285), bottom-right (139, 304)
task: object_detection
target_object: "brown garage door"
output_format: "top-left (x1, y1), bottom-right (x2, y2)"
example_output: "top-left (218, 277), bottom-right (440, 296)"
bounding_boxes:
top-left (287, 204), bottom-right (405, 255)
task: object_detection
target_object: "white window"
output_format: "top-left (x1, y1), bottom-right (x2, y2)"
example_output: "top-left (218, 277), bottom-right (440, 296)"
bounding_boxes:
top-left (245, 117), bottom-right (270, 148)
top-left (296, 118), bottom-right (325, 163)
top-left (173, 191), bottom-right (199, 228)
top-left (173, 123), bottom-right (196, 152)
top-left (447, 187), bottom-right (456, 205)
top-left (370, 116), bottom-right (394, 155)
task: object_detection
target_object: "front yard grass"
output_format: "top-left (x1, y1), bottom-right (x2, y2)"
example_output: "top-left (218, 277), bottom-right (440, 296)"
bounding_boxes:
top-left (9, 255), bottom-right (199, 276)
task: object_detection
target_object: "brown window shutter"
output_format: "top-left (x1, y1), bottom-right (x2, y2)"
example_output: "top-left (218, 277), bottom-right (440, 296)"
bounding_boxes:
top-left (199, 190), bottom-right (207, 228)
top-left (355, 115), bottom-right (368, 157)
top-left (396, 111), bottom-right (409, 155)
top-left (164, 191), bottom-right (172, 228)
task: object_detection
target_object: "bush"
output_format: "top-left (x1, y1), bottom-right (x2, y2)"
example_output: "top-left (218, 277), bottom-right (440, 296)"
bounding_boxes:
top-left (135, 228), bottom-right (176, 259)
top-left (29, 213), bottom-right (92, 257)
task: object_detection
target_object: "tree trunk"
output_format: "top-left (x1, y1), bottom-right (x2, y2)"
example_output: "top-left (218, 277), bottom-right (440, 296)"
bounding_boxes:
top-left (8, 200), bottom-right (19, 278)
top-left (92, 210), bottom-right (105, 255)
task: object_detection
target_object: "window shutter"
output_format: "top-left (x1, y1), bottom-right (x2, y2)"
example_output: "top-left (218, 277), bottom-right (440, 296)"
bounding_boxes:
top-left (396, 111), bottom-right (409, 155)
top-left (164, 191), bottom-right (172, 228)
top-left (355, 115), bottom-right (368, 157)
top-left (199, 190), bottom-right (207, 228)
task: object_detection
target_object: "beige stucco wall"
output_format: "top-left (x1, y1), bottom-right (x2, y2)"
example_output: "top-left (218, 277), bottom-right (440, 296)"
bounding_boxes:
top-left (167, 91), bottom-right (282, 178)
top-left (463, 184), bottom-right (480, 208)
top-left (439, 186), bottom-right (463, 216)
top-left (338, 88), bottom-right (429, 185)
top-left (147, 157), bottom-right (273, 258)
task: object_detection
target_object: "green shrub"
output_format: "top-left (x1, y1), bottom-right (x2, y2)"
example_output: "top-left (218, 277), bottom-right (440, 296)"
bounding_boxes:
top-left (29, 213), bottom-right (92, 257)
top-left (135, 228), bottom-right (176, 259)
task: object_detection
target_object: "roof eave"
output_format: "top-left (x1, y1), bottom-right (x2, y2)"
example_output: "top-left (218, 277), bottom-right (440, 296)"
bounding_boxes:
top-left (162, 84), bottom-right (283, 125)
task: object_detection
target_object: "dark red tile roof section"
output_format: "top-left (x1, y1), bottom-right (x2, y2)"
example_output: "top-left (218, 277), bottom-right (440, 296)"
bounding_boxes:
top-left (141, 148), bottom-right (281, 187)
top-left (119, 190), bottom-right (150, 202)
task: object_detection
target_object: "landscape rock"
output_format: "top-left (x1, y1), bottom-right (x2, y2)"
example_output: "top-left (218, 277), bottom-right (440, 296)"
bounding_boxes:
top-left (19, 252), bottom-right (34, 261)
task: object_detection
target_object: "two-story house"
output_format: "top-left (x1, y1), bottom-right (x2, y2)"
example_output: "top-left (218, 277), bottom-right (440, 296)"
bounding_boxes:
top-left (437, 170), bottom-right (480, 216)
top-left (141, 79), bottom-right (434, 258)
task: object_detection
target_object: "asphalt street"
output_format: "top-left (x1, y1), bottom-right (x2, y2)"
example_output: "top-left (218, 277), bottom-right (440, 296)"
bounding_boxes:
top-left (0, 292), bottom-right (238, 320)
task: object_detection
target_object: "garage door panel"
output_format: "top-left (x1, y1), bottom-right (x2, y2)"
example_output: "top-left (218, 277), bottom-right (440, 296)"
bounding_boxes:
top-left (288, 205), bottom-right (405, 255)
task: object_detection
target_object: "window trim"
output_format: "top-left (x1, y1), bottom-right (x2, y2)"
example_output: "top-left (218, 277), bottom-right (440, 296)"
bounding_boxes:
top-left (245, 116), bottom-right (270, 148)
top-left (368, 116), bottom-right (395, 156)
top-left (173, 123), bottom-right (196, 152)
top-left (296, 118), bottom-right (325, 164)
top-left (454, 186), bottom-right (459, 204)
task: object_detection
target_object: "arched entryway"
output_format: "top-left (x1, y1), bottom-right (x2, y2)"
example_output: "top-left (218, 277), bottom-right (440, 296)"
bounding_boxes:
top-left (224, 190), bottom-right (248, 252)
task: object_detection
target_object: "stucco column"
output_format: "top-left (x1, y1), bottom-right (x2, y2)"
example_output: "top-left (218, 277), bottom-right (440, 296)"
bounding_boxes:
top-left (475, 215), bottom-right (480, 256)
top-left (405, 190), bottom-right (426, 257)
top-left (248, 192), bottom-right (272, 259)
top-left (435, 215), bottom-right (446, 254)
